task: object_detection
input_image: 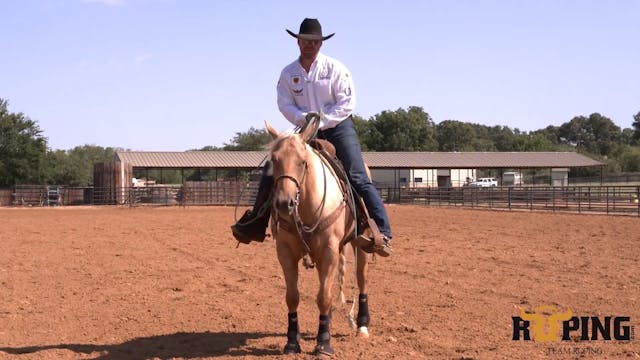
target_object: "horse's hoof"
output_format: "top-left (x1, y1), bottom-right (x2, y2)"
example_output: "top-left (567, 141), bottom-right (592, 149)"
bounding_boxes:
top-left (357, 326), bottom-right (370, 338)
top-left (313, 342), bottom-right (334, 357)
top-left (283, 342), bottom-right (301, 354)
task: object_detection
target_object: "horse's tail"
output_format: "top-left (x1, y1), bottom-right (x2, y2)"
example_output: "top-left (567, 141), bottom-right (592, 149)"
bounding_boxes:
top-left (338, 245), bottom-right (347, 304)
top-left (338, 244), bottom-right (359, 330)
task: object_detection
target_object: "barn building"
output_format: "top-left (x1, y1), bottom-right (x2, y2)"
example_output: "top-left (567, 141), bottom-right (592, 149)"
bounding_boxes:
top-left (113, 151), bottom-right (603, 188)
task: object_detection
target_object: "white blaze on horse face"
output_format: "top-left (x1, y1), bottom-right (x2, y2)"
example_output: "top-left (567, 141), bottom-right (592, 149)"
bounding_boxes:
top-left (271, 136), bottom-right (308, 217)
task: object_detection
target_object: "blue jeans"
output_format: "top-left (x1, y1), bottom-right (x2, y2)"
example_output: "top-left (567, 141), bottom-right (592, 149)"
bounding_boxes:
top-left (317, 117), bottom-right (392, 238)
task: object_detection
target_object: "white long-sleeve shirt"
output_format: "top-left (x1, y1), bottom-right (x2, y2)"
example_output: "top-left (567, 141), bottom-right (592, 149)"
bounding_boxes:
top-left (277, 52), bottom-right (356, 130)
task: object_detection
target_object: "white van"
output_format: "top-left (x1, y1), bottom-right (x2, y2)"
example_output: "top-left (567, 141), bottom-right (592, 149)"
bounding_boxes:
top-left (502, 172), bottom-right (523, 186)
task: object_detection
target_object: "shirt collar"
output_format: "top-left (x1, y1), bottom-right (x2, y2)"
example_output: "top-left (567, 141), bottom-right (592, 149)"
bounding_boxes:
top-left (297, 52), bottom-right (325, 73)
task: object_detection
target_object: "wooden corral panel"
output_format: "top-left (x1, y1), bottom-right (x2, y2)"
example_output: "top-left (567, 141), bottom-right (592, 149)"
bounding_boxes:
top-left (93, 161), bottom-right (133, 204)
top-left (63, 188), bottom-right (90, 205)
top-left (182, 181), bottom-right (257, 206)
top-left (12, 186), bottom-right (47, 206)
top-left (0, 190), bottom-right (12, 206)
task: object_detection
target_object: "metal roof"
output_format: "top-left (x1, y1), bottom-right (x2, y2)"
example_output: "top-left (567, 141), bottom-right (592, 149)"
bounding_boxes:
top-left (116, 151), bottom-right (269, 168)
top-left (116, 151), bottom-right (603, 169)
top-left (361, 152), bottom-right (603, 168)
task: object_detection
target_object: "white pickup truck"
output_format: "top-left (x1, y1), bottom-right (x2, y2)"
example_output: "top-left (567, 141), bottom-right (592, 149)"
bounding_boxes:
top-left (469, 177), bottom-right (498, 187)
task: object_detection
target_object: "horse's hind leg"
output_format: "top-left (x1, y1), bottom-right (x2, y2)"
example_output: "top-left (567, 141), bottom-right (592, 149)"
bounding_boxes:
top-left (355, 246), bottom-right (370, 338)
top-left (276, 242), bottom-right (301, 354)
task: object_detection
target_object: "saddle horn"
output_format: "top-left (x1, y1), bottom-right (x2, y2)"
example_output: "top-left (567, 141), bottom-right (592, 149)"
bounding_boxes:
top-left (300, 112), bottom-right (322, 142)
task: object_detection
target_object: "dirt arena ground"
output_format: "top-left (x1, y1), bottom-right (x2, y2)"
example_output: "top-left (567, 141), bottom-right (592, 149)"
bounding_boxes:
top-left (0, 205), bottom-right (638, 359)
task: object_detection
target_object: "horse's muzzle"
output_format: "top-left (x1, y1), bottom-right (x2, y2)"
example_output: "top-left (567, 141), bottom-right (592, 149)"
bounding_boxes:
top-left (275, 196), bottom-right (296, 216)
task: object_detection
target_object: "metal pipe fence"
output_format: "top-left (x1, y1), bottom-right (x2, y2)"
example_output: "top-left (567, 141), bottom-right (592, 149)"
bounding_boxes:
top-left (386, 186), bottom-right (640, 216)
top-left (2, 184), bottom-right (639, 216)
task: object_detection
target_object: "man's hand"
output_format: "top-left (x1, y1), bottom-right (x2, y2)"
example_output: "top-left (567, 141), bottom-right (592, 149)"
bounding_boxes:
top-left (305, 112), bottom-right (320, 123)
top-left (298, 112), bottom-right (321, 134)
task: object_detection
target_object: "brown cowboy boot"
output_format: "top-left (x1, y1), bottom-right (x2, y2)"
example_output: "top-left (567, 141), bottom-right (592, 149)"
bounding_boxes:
top-left (231, 175), bottom-right (273, 244)
top-left (358, 233), bottom-right (393, 257)
top-left (356, 218), bottom-right (393, 257)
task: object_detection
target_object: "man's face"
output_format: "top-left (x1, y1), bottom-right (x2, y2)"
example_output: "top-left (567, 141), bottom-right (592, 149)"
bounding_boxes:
top-left (297, 38), bottom-right (322, 60)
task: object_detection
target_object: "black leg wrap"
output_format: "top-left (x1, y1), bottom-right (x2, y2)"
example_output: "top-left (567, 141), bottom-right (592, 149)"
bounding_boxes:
top-left (314, 314), bottom-right (334, 356)
top-left (357, 293), bottom-right (370, 328)
top-left (283, 312), bottom-right (301, 354)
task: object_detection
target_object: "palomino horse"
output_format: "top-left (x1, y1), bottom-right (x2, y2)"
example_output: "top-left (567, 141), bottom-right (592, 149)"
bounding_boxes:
top-left (265, 117), bottom-right (371, 356)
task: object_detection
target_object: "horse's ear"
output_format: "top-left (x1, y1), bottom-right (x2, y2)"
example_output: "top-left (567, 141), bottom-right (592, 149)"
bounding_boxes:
top-left (265, 120), bottom-right (279, 140)
top-left (301, 114), bottom-right (320, 142)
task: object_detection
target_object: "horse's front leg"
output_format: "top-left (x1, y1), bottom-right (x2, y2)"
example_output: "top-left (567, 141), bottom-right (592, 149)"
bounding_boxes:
top-left (314, 243), bottom-right (339, 356)
top-left (276, 239), bottom-right (302, 354)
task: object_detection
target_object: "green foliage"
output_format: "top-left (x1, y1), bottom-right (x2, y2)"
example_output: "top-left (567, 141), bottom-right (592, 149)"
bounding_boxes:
top-left (194, 145), bottom-right (222, 151)
top-left (558, 113), bottom-right (621, 156)
top-left (50, 145), bottom-right (119, 186)
top-left (0, 99), bottom-right (48, 186)
top-left (611, 145), bottom-right (640, 173)
top-left (632, 111), bottom-right (640, 143)
top-left (621, 128), bottom-right (635, 146)
top-left (351, 114), bottom-right (371, 151)
top-left (436, 120), bottom-right (476, 151)
top-left (362, 106), bottom-right (437, 151)
top-left (222, 127), bottom-right (272, 151)
top-left (521, 133), bottom-right (559, 151)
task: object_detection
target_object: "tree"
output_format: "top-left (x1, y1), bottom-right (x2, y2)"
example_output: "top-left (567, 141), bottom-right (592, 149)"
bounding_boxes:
top-left (632, 111), bottom-right (640, 142)
top-left (0, 99), bottom-right (48, 186)
top-left (521, 133), bottom-right (559, 152)
top-left (351, 114), bottom-right (372, 151)
top-left (436, 120), bottom-right (476, 151)
top-left (363, 106), bottom-right (438, 151)
top-left (558, 113), bottom-right (621, 156)
top-left (620, 128), bottom-right (635, 146)
top-left (222, 127), bottom-right (272, 151)
top-left (465, 124), bottom-right (497, 151)
top-left (488, 125), bottom-right (523, 151)
top-left (44, 145), bottom-right (120, 186)
top-left (618, 145), bottom-right (640, 172)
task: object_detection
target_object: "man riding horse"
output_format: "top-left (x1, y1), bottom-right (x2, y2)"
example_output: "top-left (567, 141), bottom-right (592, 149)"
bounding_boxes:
top-left (231, 18), bottom-right (392, 257)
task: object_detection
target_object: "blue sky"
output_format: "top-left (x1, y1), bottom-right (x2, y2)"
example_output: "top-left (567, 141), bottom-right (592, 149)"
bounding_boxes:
top-left (2, 0), bottom-right (639, 151)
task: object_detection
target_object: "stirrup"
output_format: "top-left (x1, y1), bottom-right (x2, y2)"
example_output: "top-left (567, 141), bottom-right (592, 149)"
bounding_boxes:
top-left (356, 218), bottom-right (392, 257)
top-left (357, 234), bottom-right (392, 257)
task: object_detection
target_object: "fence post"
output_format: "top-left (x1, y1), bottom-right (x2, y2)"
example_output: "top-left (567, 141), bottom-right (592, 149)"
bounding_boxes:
top-left (577, 186), bottom-right (581, 214)
top-left (508, 187), bottom-right (511, 210)
top-left (489, 188), bottom-right (493, 209)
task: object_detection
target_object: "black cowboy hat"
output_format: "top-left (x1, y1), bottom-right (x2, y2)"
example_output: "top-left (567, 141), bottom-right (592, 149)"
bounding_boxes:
top-left (286, 18), bottom-right (334, 41)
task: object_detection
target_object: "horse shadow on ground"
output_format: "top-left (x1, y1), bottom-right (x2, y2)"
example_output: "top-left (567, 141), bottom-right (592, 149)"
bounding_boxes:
top-left (0, 331), bottom-right (284, 359)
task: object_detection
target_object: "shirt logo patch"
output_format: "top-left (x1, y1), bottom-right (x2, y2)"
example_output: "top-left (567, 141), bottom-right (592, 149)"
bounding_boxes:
top-left (293, 88), bottom-right (304, 96)
top-left (319, 69), bottom-right (331, 80)
top-left (292, 76), bottom-right (301, 85)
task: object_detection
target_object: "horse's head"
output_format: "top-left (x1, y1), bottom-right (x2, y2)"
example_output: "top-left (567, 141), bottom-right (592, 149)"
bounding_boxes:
top-left (265, 117), bottom-right (320, 217)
